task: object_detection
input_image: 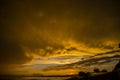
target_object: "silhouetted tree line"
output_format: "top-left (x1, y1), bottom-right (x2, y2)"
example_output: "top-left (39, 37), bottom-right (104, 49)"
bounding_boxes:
top-left (67, 68), bottom-right (108, 80)
top-left (78, 71), bottom-right (91, 80)
top-left (66, 43), bottom-right (120, 80)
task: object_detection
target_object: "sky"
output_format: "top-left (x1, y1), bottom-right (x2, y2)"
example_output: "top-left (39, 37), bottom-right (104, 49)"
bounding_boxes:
top-left (0, 0), bottom-right (120, 75)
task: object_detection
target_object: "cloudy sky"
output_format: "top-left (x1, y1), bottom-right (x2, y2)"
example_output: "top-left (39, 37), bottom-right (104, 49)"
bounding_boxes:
top-left (0, 0), bottom-right (120, 75)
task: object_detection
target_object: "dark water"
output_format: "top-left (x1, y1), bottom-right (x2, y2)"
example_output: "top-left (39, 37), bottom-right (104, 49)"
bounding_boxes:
top-left (21, 76), bottom-right (70, 80)
top-left (0, 76), bottom-right (70, 80)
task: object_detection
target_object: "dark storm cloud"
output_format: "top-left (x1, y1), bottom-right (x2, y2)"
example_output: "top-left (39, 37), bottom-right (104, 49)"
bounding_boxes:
top-left (0, 0), bottom-right (37, 64)
top-left (0, 0), bottom-right (120, 73)
top-left (0, 38), bottom-right (32, 64)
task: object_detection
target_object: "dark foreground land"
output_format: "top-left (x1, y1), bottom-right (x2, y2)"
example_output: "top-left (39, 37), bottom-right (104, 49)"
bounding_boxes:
top-left (0, 71), bottom-right (120, 80)
top-left (67, 70), bottom-right (120, 80)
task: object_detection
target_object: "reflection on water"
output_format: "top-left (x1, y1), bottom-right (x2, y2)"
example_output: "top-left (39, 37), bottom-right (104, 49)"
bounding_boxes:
top-left (21, 76), bottom-right (70, 80)
top-left (0, 76), bottom-right (70, 80)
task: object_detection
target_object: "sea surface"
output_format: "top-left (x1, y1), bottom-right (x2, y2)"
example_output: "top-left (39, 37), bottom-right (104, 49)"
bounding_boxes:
top-left (0, 76), bottom-right (71, 80)
top-left (21, 76), bottom-right (70, 80)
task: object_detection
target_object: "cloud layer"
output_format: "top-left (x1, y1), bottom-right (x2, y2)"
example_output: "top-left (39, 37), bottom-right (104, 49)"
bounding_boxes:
top-left (0, 0), bottom-right (120, 74)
